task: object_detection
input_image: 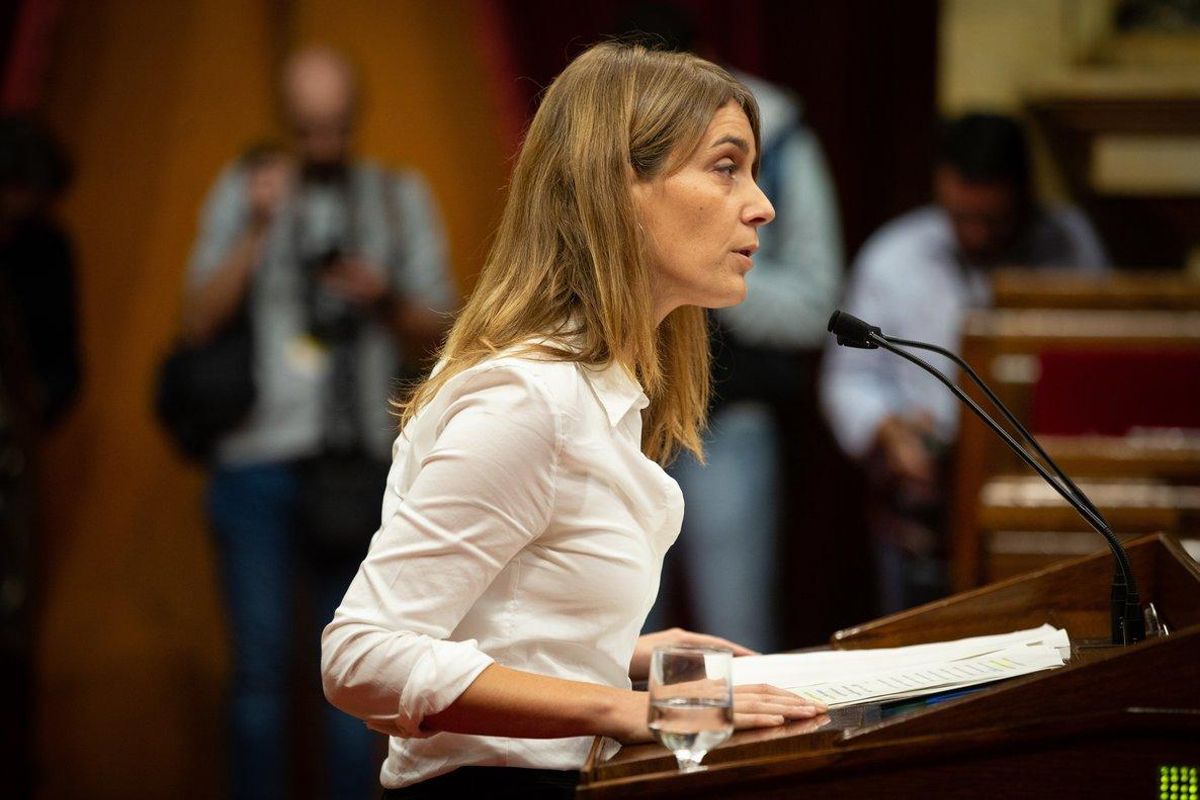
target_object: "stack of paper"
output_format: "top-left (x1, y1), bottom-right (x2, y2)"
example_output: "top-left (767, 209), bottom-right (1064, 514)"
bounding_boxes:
top-left (732, 624), bottom-right (1070, 709)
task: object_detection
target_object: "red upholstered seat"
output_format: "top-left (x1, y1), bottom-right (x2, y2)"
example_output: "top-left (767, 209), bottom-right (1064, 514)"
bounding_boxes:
top-left (1031, 349), bottom-right (1200, 436)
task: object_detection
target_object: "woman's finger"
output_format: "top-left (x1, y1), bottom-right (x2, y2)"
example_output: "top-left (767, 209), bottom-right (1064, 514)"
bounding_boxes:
top-left (736, 698), bottom-right (822, 717)
top-left (734, 713), bottom-right (786, 729)
top-left (734, 688), bottom-right (827, 714)
top-left (679, 631), bottom-right (757, 656)
top-left (734, 709), bottom-right (835, 731)
top-left (752, 696), bottom-right (827, 714)
top-left (734, 683), bottom-right (827, 711)
top-left (733, 685), bottom-right (800, 701)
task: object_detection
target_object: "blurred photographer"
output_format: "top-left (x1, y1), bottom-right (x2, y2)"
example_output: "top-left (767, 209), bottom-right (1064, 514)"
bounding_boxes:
top-left (180, 47), bottom-right (455, 800)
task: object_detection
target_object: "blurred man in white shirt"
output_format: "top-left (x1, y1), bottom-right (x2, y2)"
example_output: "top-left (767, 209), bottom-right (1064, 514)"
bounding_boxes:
top-left (821, 113), bottom-right (1108, 613)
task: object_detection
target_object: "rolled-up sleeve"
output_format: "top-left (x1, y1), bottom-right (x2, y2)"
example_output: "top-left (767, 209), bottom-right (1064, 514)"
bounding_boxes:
top-left (321, 364), bottom-right (563, 737)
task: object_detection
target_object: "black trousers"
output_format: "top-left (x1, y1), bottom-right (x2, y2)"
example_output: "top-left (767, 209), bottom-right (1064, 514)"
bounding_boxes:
top-left (381, 767), bottom-right (580, 799)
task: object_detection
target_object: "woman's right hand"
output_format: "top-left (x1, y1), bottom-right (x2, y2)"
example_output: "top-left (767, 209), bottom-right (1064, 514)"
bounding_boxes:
top-left (732, 683), bottom-right (827, 729)
top-left (613, 684), bottom-right (828, 743)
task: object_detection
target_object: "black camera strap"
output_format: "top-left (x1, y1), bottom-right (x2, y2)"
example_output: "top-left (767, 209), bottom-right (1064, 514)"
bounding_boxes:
top-left (290, 171), bottom-right (363, 454)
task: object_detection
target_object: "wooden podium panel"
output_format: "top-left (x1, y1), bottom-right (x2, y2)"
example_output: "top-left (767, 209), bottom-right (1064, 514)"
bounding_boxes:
top-left (577, 535), bottom-right (1200, 798)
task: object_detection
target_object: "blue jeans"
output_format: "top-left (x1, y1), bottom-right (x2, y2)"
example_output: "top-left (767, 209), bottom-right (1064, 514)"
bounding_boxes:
top-left (208, 462), bottom-right (378, 800)
top-left (644, 401), bottom-right (782, 652)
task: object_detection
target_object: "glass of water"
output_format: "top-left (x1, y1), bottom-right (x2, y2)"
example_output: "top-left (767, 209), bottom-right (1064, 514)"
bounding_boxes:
top-left (647, 646), bottom-right (734, 772)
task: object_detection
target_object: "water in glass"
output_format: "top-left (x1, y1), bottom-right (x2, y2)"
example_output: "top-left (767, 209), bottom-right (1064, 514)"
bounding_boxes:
top-left (647, 646), bottom-right (734, 772)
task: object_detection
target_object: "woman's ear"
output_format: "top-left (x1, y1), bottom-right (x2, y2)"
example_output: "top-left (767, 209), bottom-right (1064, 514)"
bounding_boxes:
top-left (628, 164), bottom-right (659, 212)
top-left (625, 160), bottom-right (642, 187)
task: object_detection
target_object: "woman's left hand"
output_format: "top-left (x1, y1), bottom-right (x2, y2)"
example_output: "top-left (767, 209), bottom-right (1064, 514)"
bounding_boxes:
top-left (629, 627), bottom-right (757, 682)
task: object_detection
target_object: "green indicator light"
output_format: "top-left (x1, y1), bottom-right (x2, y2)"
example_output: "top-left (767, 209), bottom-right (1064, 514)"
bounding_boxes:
top-left (1159, 765), bottom-right (1200, 800)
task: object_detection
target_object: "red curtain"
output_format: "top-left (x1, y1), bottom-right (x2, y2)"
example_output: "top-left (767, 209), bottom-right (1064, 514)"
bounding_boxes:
top-left (1, 0), bottom-right (63, 112)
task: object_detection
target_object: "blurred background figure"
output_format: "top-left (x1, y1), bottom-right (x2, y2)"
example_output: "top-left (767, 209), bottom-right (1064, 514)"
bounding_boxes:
top-left (0, 113), bottom-right (78, 800)
top-left (179, 46), bottom-right (455, 800)
top-left (0, 115), bottom-right (79, 429)
top-left (820, 113), bottom-right (1109, 613)
top-left (625, 2), bottom-right (843, 654)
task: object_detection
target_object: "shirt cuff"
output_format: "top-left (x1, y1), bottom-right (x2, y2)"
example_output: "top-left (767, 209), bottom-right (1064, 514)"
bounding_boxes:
top-left (391, 638), bottom-right (495, 738)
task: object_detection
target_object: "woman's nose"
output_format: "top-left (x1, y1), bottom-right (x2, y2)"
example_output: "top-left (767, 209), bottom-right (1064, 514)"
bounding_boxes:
top-left (745, 180), bottom-right (776, 227)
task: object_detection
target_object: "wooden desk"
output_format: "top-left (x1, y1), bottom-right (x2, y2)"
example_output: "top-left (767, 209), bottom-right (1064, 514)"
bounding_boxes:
top-left (976, 476), bottom-right (1200, 581)
top-left (978, 476), bottom-right (1200, 533)
top-left (578, 535), bottom-right (1200, 798)
top-left (1041, 432), bottom-right (1200, 480)
top-left (1025, 71), bottom-right (1200, 266)
top-left (991, 268), bottom-right (1200, 311)
top-left (950, 308), bottom-right (1200, 591)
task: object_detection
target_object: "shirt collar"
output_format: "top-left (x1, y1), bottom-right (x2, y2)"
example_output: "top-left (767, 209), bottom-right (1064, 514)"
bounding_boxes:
top-left (579, 361), bottom-right (649, 428)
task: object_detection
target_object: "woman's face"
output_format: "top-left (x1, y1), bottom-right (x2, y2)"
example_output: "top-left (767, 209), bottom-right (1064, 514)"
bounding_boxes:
top-left (633, 101), bottom-right (775, 323)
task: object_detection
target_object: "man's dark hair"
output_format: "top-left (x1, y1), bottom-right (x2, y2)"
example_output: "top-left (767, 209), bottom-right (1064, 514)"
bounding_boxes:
top-left (937, 113), bottom-right (1031, 192)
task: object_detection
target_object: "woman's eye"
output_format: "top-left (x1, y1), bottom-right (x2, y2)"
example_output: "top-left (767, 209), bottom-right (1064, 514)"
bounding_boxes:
top-left (716, 162), bottom-right (738, 177)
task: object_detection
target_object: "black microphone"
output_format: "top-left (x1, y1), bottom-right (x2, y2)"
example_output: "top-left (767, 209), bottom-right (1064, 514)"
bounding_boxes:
top-left (827, 309), bottom-right (1144, 645)
top-left (827, 309), bottom-right (881, 349)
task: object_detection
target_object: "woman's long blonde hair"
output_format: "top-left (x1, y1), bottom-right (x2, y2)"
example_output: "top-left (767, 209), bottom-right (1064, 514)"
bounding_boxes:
top-left (396, 41), bottom-right (761, 465)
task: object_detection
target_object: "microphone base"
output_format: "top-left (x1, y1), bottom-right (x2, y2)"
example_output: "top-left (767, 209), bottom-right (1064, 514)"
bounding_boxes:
top-left (1074, 637), bottom-right (1155, 652)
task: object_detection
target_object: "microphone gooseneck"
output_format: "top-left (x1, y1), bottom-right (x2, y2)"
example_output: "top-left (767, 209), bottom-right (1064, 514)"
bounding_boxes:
top-left (827, 309), bottom-right (1144, 645)
top-left (882, 335), bottom-right (1110, 536)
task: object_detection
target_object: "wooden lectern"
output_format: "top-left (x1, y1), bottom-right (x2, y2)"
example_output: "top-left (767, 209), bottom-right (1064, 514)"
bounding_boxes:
top-left (578, 534), bottom-right (1200, 798)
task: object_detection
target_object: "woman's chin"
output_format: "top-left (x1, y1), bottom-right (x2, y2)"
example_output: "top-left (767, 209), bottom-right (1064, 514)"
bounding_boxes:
top-left (687, 281), bottom-right (748, 312)
top-left (714, 282), bottom-right (748, 308)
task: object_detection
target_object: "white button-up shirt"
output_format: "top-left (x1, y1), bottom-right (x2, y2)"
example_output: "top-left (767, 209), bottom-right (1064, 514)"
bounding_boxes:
top-left (321, 353), bottom-right (684, 788)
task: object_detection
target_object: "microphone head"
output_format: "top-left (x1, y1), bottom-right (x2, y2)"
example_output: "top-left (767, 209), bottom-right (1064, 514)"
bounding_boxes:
top-left (827, 310), bottom-right (882, 349)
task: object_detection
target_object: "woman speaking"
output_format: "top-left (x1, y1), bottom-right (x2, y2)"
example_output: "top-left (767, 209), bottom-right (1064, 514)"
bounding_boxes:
top-left (321, 40), bottom-right (825, 797)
